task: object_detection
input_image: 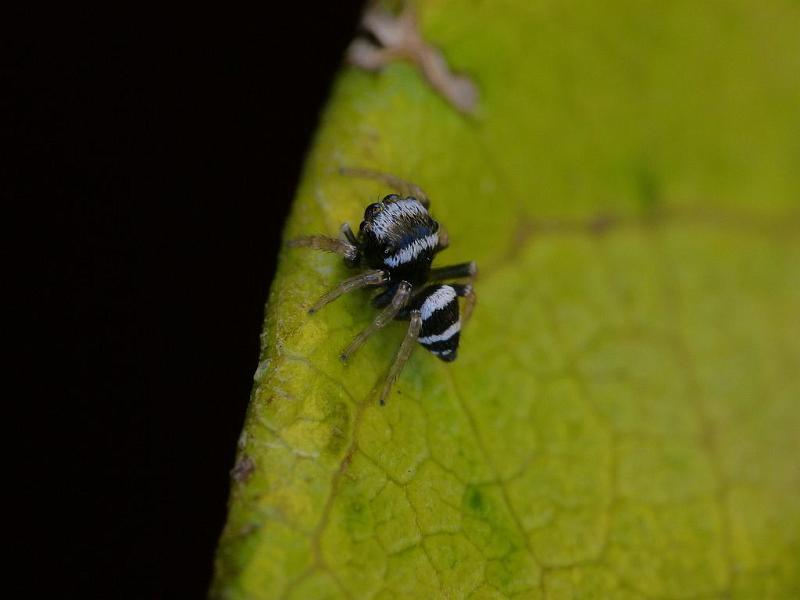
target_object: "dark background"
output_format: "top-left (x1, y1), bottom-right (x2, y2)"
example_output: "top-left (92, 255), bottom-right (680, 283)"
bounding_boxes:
top-left (10, 4), bottom-right (365, 598)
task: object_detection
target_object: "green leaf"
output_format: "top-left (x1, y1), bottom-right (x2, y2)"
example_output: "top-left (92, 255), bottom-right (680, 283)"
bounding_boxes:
top-left (212, 1), bottom-right (800, 598)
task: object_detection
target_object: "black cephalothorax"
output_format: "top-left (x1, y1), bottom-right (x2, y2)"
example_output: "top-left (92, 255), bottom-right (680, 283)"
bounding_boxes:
top-left (290, 167), bottom-right (476, 404)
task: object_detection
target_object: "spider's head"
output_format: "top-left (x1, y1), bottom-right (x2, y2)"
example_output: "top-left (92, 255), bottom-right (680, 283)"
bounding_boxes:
top-left (361, 194), bottom-right (402, 226)
top-left (362, 202), bottom-right (383, 224)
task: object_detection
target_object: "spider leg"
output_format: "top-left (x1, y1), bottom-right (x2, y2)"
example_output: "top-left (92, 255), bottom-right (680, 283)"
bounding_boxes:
top-left (380, 310), bottom-right (423, 405)
top-left (429, 261), bottom-right (477, 281)
top-left (289, 234), bottom-right (359, 264)
top-left (340, 223), bottom-right (358, 246)
top-left (340, 281), bottom-right (412, 362)
top-left (435, 226), bottom-right (449, 251)
top-left (339, 166), bottom-right (430, 208)
top-left (308, 269), bottom-right (388, 314)
top-left (451, 283), bottom-right (477, 325)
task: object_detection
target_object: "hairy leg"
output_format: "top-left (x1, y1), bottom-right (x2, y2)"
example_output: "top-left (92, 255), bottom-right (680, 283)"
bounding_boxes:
top-left (340, 281), bottom-right (412, 361)
top-left (307, 269), bottom-right (387, 314)
top-left (429, 261), bottom-right (477, 281)
top-left (340, 223), bottom-right (358, 246)
top-left (289, 234), bottom-right (358, 264)
top-left (380, 310), bottom-right (423, 405)
top-left (451, 283), bottom-right (477, 324)
top-left (339, 166), bottom-right (430, 207)
top-left (435, 226), bottom-right (449, 251)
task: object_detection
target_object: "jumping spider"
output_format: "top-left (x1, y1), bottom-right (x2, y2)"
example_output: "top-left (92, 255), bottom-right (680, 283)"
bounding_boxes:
top-left (290, 167), bottom-right (477, 405)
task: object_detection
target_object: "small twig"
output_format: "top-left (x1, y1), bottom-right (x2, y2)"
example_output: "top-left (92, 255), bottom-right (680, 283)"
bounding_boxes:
top-left (347, 2), bottom-right (478, 114)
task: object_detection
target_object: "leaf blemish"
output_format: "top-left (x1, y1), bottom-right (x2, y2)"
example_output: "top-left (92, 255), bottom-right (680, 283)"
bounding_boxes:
top-left (230, 454), bottom-right (255, 484)
top-left (466, 486), bottom-right (485, 515)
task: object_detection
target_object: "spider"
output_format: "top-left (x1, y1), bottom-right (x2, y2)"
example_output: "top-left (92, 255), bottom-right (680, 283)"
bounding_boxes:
top-left (289, 167), bottom-right (477, 405)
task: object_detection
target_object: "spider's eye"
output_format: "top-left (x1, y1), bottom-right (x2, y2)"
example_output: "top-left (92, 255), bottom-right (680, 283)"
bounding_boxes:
top-left (363, 203), bottom-right (382, 220)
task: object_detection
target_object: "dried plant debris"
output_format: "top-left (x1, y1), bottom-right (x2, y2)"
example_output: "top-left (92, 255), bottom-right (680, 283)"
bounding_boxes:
top-left (348, 2), bottom-right (478, 114)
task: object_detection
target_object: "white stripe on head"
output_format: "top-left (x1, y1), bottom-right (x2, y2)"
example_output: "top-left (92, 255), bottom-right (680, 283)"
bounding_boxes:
top-left (418, 320), bottom-right (461, 345)
top-left (421, 286), bottom-right (457, 321)
top-left (370, 199), bottom-right (427, 239)
top-left (384, 233), bottom-right (439, 268)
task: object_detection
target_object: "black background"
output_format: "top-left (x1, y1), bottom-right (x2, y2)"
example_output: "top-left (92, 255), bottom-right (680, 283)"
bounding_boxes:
top-left (10, 4), bottom-right (365, 598)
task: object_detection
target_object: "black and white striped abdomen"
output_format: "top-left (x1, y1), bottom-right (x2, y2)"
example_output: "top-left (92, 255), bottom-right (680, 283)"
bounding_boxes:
top-left (415, 284), bottom-right (461, 362)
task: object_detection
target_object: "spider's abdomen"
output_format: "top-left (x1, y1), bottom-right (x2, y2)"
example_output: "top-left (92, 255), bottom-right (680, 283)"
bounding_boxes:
top-left (360, 196), bottom-right (439, 283)
top-left (412, 284), bottom-right (461, 362)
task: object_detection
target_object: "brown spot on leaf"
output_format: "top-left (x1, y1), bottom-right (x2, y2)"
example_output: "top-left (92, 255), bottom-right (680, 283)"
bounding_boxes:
top-left (231, 454), bottom-right (255, 483)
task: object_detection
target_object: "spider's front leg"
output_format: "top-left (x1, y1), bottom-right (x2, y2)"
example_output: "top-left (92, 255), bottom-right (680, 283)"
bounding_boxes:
top-left (339, 166), bottom-right (430, 208)
top-left (307, 270), bottom-right (388, 314)
top-left (339, 223), bottom-right (358, 247)
top-left (288, 222), bottom-right (361, 267)
top-left (340, 281), bottom-right (412, 362)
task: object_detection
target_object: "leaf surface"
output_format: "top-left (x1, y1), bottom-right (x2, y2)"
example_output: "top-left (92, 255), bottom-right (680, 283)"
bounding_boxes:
top-left (213, 2), bottom-right (800, 598)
